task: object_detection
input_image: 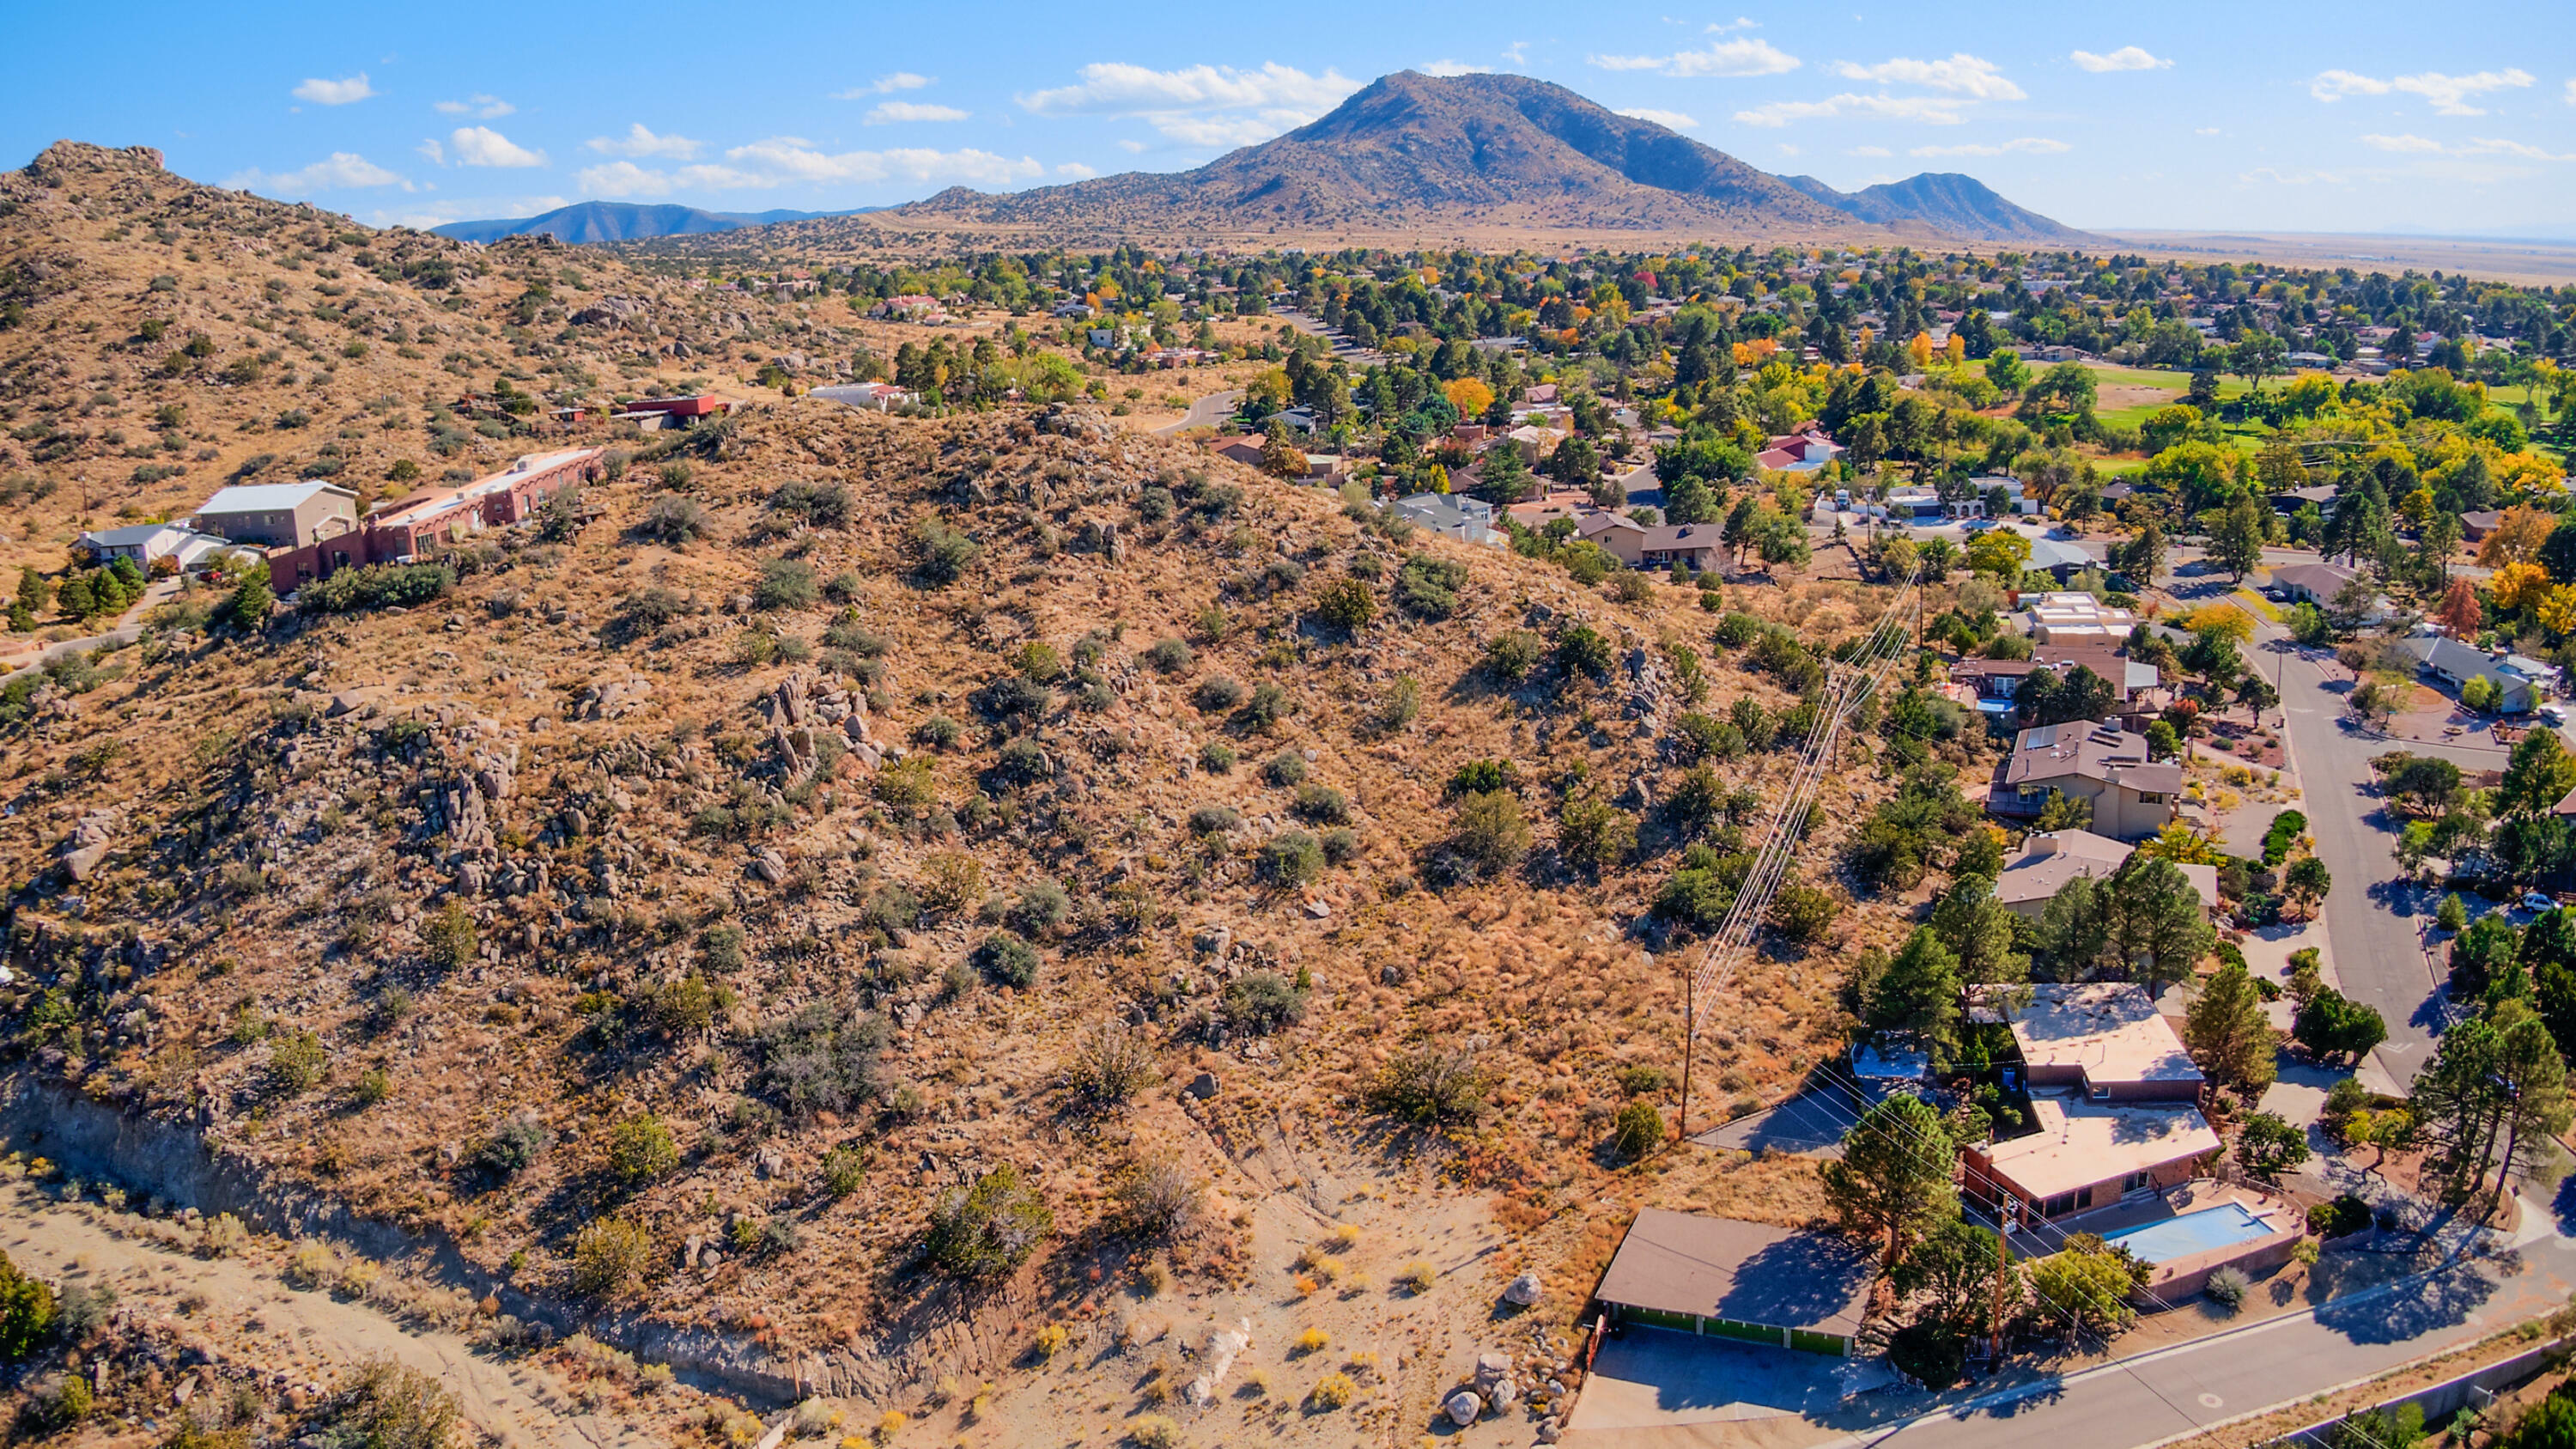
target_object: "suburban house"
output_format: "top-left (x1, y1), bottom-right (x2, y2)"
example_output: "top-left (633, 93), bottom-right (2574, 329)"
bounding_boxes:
top-left (2020, 534), bottom-right (2099, 585)
top-left (1591, 1210), bottom-right (1875, 1357)
top-left (1576, 513), bottom-right (1728, 572)
top-left (813, 381), bottom-right (916, 411)
top-left (2401, 634), bottom-right (2555, 713)
top-left (2269, 484), bottom-right (2338, 516)
top-left (1971, 983), bottom-right (2207, 1103)
top-left (361, 448), bottom-right (606, 565)
top-left (2461, 510), bottom-right (2506, 544)
top-left (613, 395), bottom-right (732, 432)
top-left (1752, 429), bottom-right (1843, 475)
top-left (75, 521), bottom-right (240, 573)
top-left (2269, 560), bottom-right (2362, 607)
top-left (1953, 645), bottom-right (2162, 715)
top-left (1990, 719), bottom-right (2181, 839)
top-left (1962, 1094), bottom-right (2221, 1223)
top-left (1503, 491), bottom-right (1598, 531)
top-left (1392, 493), bottom-right (1502, 547)
top-left (192, 481), bottom-right (361, 551)
top-left (1994, 830), bottom-right (2218, 918)
top-left (2013, 592), bottom-right (2137, 645)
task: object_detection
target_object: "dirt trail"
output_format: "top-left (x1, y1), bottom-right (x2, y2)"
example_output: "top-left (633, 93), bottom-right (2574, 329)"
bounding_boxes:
top-left (2, 1184), bottom-right (665, 1449)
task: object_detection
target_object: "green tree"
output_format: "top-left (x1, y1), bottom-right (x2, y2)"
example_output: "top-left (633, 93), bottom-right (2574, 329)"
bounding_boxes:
top-left (1866, 927), bottom-right (1963, 1059)
top-left (1930, 875), bottom-right (2027, 986)
top-left (0, 1249), bottom-right (58, 1361)
top-left (1985, 349), bottom-right (2032, 396)
top-left (606, 1115), bottom-right (678, 1186)
top-left (2500, 729), bottom-right (2576, 820)
top-left (2184, 960), bottom-right (2278, 1103)
top-left (2205, 491), bottom-right (2268, 581)
top-left (2293, 987), bottom-right (2388, 1067)
top-left (2283, 855), bottom-right (2333, 917)
top-left (1890, 1216), bottom-right (2007, 1336)
top-left (2106, 855), bottom-right (2218, 999)
top-left (2233, 1110), bottom-right (2312, 1182)
top-left (2026, 1241), bottom-right (2138, 1348)
top-left (1820, 1093), bottom-right (1959, 1264)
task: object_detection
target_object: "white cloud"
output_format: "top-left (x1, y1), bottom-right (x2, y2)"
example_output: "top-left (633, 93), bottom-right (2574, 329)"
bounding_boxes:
top-left (1419, 59), bottom-right (1484, 77)
top-left (449, 126), bottom-right (547, 168)
top-left (832, 72), bottom-right (933, 98)
top-left (1054, 161), bottom-right (1098, 178)
top-left (866, 101), bottom-right (970, 124)
top-left (1777, 143), bottom-right (1800, 156)
top-left (292, 74), bottom-right (375, 106)
top-left (416, 138), bottom-right (445, 164)
top-left (2567, 78), bottom-right (2575, 106)
top-left (226, 152), bottom-right (409, 196)
top-left (1831, 53), bottom-right (2023, 100)
top-left (434, 94), bottom-right (515, 119)
top-left (2238, 167), bottom-right (2348, 186)
top-left (1116, 139), bottom-right (1147, 153)
top-left (2312, 67), bottom-right (2534, 115)
top-left (1018, 62), bottom-right (1358, 146)
top-left (1616, 107), bottom-right (1701, 130)
top-left (2309, 69), bottom-right (2390, 101)
top-left (367, 195), bottom-right (570, 228)
top-left (1735, 93), bottom-right (1970, 127)
top-left (573, 161), bottom-right (680, 197)
top-left (1589, 38), bottom-right (1801, 77)
top-left (2070, 46), bottom-right (2170, 73)
top-left (1909, 137), bottom-right (2071, 156)
top-left (1847, 144), bottom-right (1893, 156)
top-left (586, 124), bottom-right (703, 160)
top-left (2363, 131), bottom-right (2571, 160)
top-left (1706, 16), bottom-right (1759, 30)
top-left (2195, 126), bottom-right (2221, 136)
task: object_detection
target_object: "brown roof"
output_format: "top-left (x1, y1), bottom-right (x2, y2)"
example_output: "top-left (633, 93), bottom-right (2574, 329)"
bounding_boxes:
top-left (1995, 831), bottom-right (2218, 910)
top-left (2002, 721), bottom-right (2184, 795)
top-left (1974, 1097), bottom-right (2220, 1201)
top-left (1593, 1210), bottom-right (1874, 1337)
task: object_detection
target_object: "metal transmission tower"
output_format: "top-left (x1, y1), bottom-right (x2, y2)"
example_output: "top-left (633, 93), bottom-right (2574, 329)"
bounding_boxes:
top-left (1677, 566), bottom-right (1922, 1140)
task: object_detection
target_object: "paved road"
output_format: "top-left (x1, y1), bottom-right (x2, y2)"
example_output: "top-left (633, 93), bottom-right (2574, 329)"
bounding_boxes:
top-left (1154, 388), bottom-right (1242, 435)
top-left (1809, 1236), bottom-right (2576, 1449)
top-left (0, 579), bottom-right (176, 671)
top-left (2163, 570), bottom-right (2500, 1087)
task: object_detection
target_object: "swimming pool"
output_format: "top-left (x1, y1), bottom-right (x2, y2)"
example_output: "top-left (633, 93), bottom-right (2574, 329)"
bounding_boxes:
top-left (2100, 1202), bottom-right (2273, 1263)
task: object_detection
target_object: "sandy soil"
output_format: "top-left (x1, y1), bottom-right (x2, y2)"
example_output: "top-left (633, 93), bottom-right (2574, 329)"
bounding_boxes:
top-left (0, 1180), bottom-right (671, 1449)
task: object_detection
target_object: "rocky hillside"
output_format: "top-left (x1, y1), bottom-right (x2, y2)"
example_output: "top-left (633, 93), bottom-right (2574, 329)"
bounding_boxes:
top-left (0, 385), bottom-right (1943, 1413)
top-left (0, 141), bottom-right (865, 576)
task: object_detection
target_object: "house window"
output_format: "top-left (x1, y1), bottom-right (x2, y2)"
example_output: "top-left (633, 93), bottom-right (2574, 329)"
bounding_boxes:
top-left (2139, 792), bottom-right (2165, 804)
top-left (2122, 1171), bottom-right (2152, 1195)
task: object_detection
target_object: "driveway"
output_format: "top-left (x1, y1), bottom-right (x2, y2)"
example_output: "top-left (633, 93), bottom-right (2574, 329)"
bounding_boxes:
top-left (1154, 388), bottom-right (1242, 435)
top-left (1569, 1328), bottom-right (1886, 1434)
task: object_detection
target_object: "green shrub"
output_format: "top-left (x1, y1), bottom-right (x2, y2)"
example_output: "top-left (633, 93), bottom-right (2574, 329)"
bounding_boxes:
top-left (756, 557), bottom-right (818, 610)
top-left (1224, 971), bottom-right (1309, 1033)
top-left (300, 563), bottom-right (454, 614)
top-left (926, 1164), bottom-right (1053, 1280)
top-left (1260, 831), bottom-right (1326, 886)
top-left (1198, 741), bottom-right (1236, 774)
top-left (472, 1117), bottom-right (551, 1178)
top-left (264, 1029), bottom-right (327, 1096)
top-left (1557, 624), bottom-right (1613, 680)
top-left (1485, 630), bottom-right (1543, 683)
top-left (570, 1219), bottom-right (657, 1299)
top-left (1612, 1099), bottom-right (1665, 1160)
top-left (606, 1115), bottom-right (678, 1186)
top-left (1194, 676), bottom-right (1245, 712)
top-left (976, 931), bottom-right (1041, 988)
top-left (753, 1003), bottom-right (890, 1117)
top-left (1264, 751), bottom-right (1308, 786)
top-left (820, 1143), bottom-right (868, 1197)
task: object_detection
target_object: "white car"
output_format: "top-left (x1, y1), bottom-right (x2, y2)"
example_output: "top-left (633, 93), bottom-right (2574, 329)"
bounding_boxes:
top-left (2524, 891), bottom-right (2556, 914)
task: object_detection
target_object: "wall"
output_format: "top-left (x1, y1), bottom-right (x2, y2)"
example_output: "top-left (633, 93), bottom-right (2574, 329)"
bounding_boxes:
top-left (2267, 1339), bottom-right (2570, 1446)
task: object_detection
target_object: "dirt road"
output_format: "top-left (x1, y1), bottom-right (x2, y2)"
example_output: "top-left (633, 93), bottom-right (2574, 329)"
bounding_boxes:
top-left (2, 1183), bottom-right (667, 1449)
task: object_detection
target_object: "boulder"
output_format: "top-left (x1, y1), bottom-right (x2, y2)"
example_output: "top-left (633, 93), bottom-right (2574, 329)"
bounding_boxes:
top-left (1505, 1270), bottom-right (1544, 1306)
top-left (1183, 1071), bottom-right (1219, 1100)
top-left (1474, 1351), bottom-right (1512, 1386)
top-left (1537, 1416), bottom-right (1564, 1443)
top-left (1445, 1391), bottom-right (1483, 1428)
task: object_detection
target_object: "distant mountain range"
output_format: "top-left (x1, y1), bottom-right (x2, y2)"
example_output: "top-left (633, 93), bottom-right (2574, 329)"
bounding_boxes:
top-left (434, 72), bottom-right (2087, 249)
top-left (1779, 172), bottom-right (2090, 244)
top-left (889, 71), bottom-right (2091, 244)
top-left (428, 200), bottom-right (881, 244)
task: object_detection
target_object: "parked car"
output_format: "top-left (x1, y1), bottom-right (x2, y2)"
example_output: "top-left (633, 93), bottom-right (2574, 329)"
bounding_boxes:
top-left (2524, 890), bottom-right (2555, 913)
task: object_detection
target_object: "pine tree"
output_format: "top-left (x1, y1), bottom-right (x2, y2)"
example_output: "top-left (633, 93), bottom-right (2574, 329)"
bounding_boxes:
top-left (1867, 927), bottom-right (1962, 1058)
top-left (1821, 1093), bottom-right (1959, 1264)
top-left (225, 573), bottom-right (275, 632)
top-left (2184, 960), bottom-right (2278, 1102)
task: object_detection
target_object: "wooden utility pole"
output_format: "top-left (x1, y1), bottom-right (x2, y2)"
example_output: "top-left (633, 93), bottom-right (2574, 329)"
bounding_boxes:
top-left (1678, 970), bottom-right (1697, 1142)
top-left (1990, 1196), bottom-right (2018, 1366)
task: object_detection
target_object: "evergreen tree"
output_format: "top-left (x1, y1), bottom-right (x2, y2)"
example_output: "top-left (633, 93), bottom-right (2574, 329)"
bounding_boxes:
top-left (1930, 875), bottom-right (2028, 986)
top-left (2205, 491), bottom-right (2267, 581)
top-left (2184, 960), bottom-right (2278, 1102)
top-left (2500, 729), bottom-right (2576, 820)
top-left (2106, 855), bottom-right (2218, 998)
top-left (1821, 1092), bottom-right (1959, 1264)
top-left (225, 572), bottom-right (275, 632)
top-left (1868, 927), bottom-right (1963, 1059)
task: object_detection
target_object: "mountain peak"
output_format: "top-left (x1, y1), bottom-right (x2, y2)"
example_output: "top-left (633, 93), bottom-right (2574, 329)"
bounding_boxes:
top-left (888, 70), bottom-right (2079, 245)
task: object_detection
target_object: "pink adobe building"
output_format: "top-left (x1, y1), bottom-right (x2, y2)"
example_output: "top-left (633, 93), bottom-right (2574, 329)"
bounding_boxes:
top-left (258, 447), bottom-right (605, 588)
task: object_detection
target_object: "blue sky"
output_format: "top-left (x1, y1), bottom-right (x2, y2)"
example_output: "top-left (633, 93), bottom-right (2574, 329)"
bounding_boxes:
top-left (10, 1), bottom-right (2575, 237)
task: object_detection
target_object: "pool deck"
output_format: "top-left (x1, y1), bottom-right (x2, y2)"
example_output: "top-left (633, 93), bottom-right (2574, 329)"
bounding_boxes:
top-left (2006, 1181), bottom-right (2308, 1303)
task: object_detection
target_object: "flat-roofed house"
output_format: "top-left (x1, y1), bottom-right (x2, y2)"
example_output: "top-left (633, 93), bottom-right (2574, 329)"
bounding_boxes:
top-left (2269, 561), bottom-right (2361, 607)
top-left (76, 521), bottom-right (237, 572)
top-left (1991, 719), bottom-right (2181, 839)
top-left (1963, 1095), bottom-right (2221, 1222)
top-left (1973, 983), bottom-right (2206, 1102)
top-left (1993, 831), bottom-right (2217, 919)
top-left (359, 448), bottom-right (605, 568)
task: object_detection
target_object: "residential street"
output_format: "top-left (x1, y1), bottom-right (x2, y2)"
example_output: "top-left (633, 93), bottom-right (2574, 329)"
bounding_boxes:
top-left (1809, 1232), bottom-right (2576, 1449)
top-left (2164, 567), bottom-right (2505, 1087)
top-left (1153, 387), bottom-right (1242, 435)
